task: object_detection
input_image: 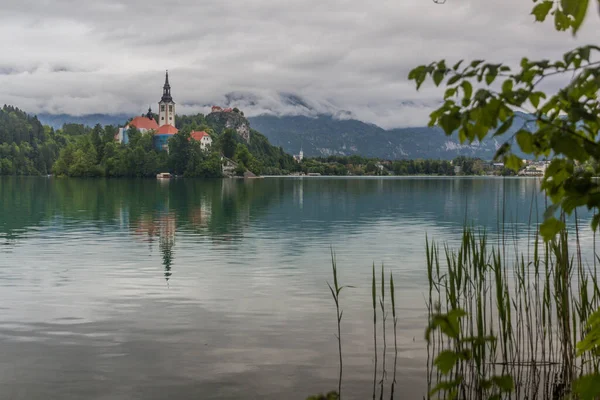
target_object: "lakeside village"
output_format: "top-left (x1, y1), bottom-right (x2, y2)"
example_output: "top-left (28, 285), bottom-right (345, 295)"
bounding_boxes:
top-left (111, 71), bottom-right (551, 179)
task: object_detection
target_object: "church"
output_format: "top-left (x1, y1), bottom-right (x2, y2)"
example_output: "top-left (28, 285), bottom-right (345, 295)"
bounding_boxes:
top-left (116, 71), bottom-right (212, 151)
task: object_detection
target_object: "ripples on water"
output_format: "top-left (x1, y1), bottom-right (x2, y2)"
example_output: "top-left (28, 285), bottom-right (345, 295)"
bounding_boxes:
top-left (0, 177), bottom-right (595, 399)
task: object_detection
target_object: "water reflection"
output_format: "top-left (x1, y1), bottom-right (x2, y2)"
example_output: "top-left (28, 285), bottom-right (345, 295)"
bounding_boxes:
top-left (0, 177), bottom-right (594, 248)
top-left (0, 176), bottom-right (596, 400)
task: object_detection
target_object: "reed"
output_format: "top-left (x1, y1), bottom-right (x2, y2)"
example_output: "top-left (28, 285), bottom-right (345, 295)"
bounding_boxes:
top-left (426, 224), bottom-right (600, 399)
top-left (372, 262), bottom-right (378, 400)
top-left (327, 248), bottom-right (346, 399)
top-left (379, 263), bottom-right (387, 400)
top-left (390, 270), bottom-right (398, 399)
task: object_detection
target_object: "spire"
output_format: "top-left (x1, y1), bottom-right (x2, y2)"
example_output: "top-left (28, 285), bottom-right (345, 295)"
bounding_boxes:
top-left (146, 106), bottom-right (153, 120)
top-left (160, 70), bottom-right (173, 103)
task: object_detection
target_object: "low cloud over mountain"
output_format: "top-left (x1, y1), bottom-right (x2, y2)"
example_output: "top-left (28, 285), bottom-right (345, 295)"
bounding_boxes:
top-left (1, 0), bottom-right (596, 128)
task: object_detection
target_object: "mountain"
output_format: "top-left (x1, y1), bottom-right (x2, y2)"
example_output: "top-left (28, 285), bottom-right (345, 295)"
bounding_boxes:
top-left (36, 111), bottom-right (533, 161)
top-left (37, 113), bottom-right (128, 129)
top-left (248, 113), bottom-right (533, 160)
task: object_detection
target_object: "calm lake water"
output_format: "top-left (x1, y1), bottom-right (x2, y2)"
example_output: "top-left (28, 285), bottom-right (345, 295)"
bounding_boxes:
top-left (0, 177), bottom-right (595, 399)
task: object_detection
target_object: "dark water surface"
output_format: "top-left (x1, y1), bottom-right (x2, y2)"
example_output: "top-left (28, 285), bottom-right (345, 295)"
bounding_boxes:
top-left (0, 177), bottom-right (593, 399)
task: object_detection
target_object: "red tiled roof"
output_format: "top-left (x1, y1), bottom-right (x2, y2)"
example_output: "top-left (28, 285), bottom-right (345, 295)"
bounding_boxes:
top-left (128, 116), bottom-right (159, 130)
top-left (156, 124), bottom-right (178, 134)
top-left (190, 130), bottom-right (211, 141)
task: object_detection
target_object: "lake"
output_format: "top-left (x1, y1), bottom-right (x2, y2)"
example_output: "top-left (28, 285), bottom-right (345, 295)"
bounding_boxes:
top-left (0, 177), bottom-right (594, 399)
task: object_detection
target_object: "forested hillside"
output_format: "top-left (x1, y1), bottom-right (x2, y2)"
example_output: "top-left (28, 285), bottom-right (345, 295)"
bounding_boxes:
top-left (1, 105), bottom-right (298, 177)
top-left (0, 105), bottom-right (65, 175)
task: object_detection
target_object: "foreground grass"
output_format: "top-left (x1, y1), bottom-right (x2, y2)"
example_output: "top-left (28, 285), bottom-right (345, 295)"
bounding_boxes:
top-left (308, 225), bottom-right (600, 399)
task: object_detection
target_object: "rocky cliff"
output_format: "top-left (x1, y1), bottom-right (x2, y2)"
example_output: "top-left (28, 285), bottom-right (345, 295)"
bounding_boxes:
top-left (206, 111), bottom-right (251, 142)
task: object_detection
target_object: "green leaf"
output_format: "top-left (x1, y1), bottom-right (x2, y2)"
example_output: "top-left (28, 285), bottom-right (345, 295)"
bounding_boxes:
top-left (554, 10), bottom-right (571, 31)
top-left (429, 377), bottom-right (463, 397)
top-left (444, 87), bottom-right (457, 100)
top-left (485, 65), bottom-right (499, 85)
top-left (440, 112), bottom-right (461, 135)
top-left (529, 92), bottom-right (546, 108)
top-left (592, 213), bottom-right (600, 232)
top-left (461, 81), bottom-right (473, 100)
top-left (543, 203), bottom-right (561, 220)
top-left (531, 1), bottom-right (554, 21)
top-left (470, 60), bottom-right (484, 68)
top-left (491, 375), bottom-right (514, 392)
top-left (493, 116), bottom-right (514, 137)
top-left (494, 142), bottom-right (511, 159)
top-left (504, 154), bottom-right (523, 171)
top-left (433, 70), bottom-right (444, 87)
top-left (576, 308), bottom-right (600, 355)
top-left (501, 79), bottom-right (513, 95)
top-left (573, 373), bottom-right (600, 400)
top-left (452, 60), bottom-right (464, 71)
top-left (447, 75), bottom-right (461, 86)
top-left (516, 130), bottom-right (534, 153)
top-left (408, 66), bottom-right (428, 90)
top-left (540, 217), bottom-right (566, 241)
top-left (562, 0), bottom-right (589, 34)
top-left (434, 350), bottom-right (459, 375)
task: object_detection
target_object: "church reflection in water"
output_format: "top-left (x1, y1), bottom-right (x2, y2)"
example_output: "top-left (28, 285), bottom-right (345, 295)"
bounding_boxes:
top-left (132, 212), bottom-right (177, 281)
top-left (129, 198), bottom-right (214, 281)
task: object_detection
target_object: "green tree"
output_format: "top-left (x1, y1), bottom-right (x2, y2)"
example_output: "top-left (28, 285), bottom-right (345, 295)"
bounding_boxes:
top-left (90, 124), bottom-right (104, 163)
top-left (221, 129), bottom-right (237, 159)
top-left (167, 129), bottom-right (193, 175)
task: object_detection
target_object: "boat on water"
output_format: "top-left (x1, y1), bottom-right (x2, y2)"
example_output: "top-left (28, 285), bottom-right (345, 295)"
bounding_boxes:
top-left (156, 172), bottom-right (172, 179)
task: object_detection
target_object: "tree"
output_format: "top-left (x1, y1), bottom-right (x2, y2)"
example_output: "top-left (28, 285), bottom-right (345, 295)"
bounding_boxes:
top-left (412, 0), bottom-right (600, 239)
top-left (234, 143), bottom-right (252, 166)
top-left (168, 129), bottom-right (192, 175)
top-left (90, 124), bottom-right (103, 163)
top-left (221, 129), bottom-right (237, 159)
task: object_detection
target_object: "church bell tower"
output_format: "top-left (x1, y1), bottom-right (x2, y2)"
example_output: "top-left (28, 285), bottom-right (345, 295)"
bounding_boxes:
top-left (158, 70), bottom-right (175, 126)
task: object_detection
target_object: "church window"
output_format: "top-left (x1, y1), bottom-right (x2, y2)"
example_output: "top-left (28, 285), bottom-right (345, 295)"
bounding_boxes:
top-left (169, 105), bottom-right (173, 112)
top-left (161, 105), bottom-right (165, 111)
top-left (161, 117), bottom-right (164, 120)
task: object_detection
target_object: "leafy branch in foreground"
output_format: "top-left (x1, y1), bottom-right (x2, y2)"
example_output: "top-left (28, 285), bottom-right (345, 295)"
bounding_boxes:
top-left (409, 44), bottom-right (600, 240)
top-left (574, 308), bottom-right (600, 400)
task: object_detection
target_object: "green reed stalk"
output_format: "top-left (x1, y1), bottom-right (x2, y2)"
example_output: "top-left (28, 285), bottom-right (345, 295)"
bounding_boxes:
top-left (372, 262), bottom-right (377, 400)
top-left (379, 264), bottom-right (387, 400)
top-left (389, 270), bottom-right (398, 400)
top-left (327, 248), bottom-right (346, 399)
top-left (426, 221), bottom-right (600, 400)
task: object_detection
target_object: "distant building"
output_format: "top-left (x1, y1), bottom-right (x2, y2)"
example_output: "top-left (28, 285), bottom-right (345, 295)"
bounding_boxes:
top-left (154, 124), bottom-right (179, 152)
top-left (293, 148), bottom-right (304, 163)
top-left (221, 157), bottom-right (239, 177)
top-left (115, 71), bottom-right (179, 151)
top-left (211, 106), bottom-right (234, 113)
top-left (518, 160), bottom-right (549, 176)
top-left (190, 130), bottom-right (213, 150)
top-left (115, 110), bottom-right (159, 144)
top-left (158, 71), bottom-right (176, 127)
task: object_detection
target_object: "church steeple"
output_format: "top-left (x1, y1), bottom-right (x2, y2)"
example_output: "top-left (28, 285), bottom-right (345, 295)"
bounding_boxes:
top-left (158, 70), bottom-right (175, 126)
top-left (160, 70), bottom-right (173, 103)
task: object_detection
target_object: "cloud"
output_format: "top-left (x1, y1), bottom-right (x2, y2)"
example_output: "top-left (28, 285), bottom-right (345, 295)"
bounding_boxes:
top-left (0, 0), bottom-right (597, 128)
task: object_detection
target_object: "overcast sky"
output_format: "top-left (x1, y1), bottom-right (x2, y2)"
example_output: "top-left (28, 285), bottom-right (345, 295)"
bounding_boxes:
top-left (1, 0), bottom-right (598, 128)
